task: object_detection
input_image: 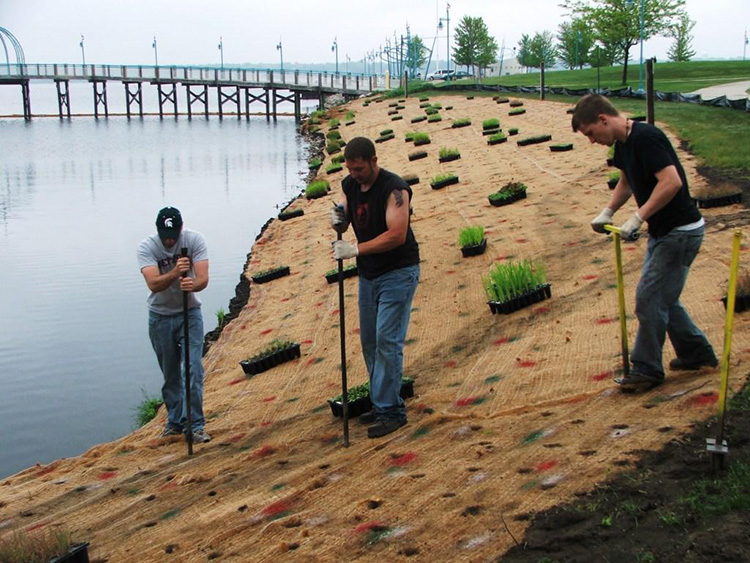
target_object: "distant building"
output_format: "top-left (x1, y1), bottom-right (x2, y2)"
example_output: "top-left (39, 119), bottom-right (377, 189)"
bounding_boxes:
top-left (486, 57), bottom-right (524, 77)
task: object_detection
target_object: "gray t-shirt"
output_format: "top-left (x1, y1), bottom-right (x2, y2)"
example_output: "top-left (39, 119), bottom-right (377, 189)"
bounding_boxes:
top-left (137, 229), bottom-right (208, 315)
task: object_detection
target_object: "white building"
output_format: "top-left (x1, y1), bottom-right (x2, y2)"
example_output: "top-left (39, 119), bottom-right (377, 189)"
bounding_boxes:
top-left (486, 57), bottom-right (524, 77)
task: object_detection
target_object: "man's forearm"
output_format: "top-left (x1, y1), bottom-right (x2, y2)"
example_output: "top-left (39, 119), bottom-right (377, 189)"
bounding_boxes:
top-left (356, 229), bottom-right (406, 256)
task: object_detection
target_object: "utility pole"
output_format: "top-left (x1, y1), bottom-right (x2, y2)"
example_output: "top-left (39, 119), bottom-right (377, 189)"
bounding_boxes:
top-left (79, 34), bottom-right (86, 67)
top-left (218, 36), bottom-right (224, 70)
top-left (152, 36), bottom-right (158, 66)
top-left (276, 39), bottom-right (284, 73)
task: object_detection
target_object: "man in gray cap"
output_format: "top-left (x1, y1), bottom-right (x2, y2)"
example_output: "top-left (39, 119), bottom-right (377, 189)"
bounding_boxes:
top-left (137, 207), bottom-right (211, 442)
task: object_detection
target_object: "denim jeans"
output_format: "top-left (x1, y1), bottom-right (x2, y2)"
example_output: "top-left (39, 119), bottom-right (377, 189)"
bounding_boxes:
top-left (358, 264), bottom-right (420, 422)
top-left (148, 308), bottom-right (206, 432)
top-left (631, 225), bottom-right (715, 379)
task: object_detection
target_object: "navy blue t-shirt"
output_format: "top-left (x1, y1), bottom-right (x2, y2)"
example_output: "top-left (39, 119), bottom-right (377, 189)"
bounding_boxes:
top-left (613, 121), bottom-right (701, 238)
top-left (342, 168), bottom-right (420, 280)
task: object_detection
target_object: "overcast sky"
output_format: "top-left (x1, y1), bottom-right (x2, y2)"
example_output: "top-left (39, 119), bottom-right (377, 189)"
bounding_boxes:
top-left (2, 0), bottom-right (748, 67)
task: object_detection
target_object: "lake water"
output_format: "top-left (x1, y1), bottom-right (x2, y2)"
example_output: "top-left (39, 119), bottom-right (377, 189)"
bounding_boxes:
top-left (0, 85), bottom-right (312, 478)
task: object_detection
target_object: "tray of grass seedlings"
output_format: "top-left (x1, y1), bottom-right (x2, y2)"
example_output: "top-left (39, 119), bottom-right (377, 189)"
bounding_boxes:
top-left (483, 259), bottom-right (551, 315)
top-left (607, 170), bottom-right (620, 190)
top-left (240, 339), bottom-right (301, 376)
top-left (251, 266), bottom-right (291, 285)
top-left (430, 173), bottom-right (459, 190)
top-left (305, 179), bottom-right (330, 200)
top-left (328, 377), bottom-right (414, 418)
top-left (488, 181), bottom-right (527, 206)
top-left (278, 208), bottom-right (305, 221)
top-left (550, 143), bottom-right (573, 152)
top-left (508, 108), bottom-right (526, 116)
top-left (517, 134), bottom-right (552, 147)
top-left (402, 173), bottom-right (420, 186)
top-left (325, 264), bottom-right (358, 284)
top-left (438, 147), bottom-right (461, 163)
top-left (411, 115), bottom-right (427, 123)
top-left (412, 132), bottom-right (431, 147)
top-left (451, 118), bottom-right (472, 129)
top-left (487, 132), bottom-right (508, 146)
top-left (408, 150), bottom-right (428, 161)
top-left (482, 118), bottom-right (500, 131)
top-left (459, 226), bottom-right (487, 257)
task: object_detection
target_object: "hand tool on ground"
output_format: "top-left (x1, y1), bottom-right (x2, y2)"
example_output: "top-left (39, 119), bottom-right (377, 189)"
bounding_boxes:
top-left (334, 207), bottom-right (350, 447)
top-left (603, 225), bottom-right (638, 386)
top-left (181, 247), bottom-right (194, 455)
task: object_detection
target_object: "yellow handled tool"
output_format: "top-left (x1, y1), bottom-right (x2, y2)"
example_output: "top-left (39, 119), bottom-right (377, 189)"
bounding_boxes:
top-left (604, 225), bottom-right (632, 376)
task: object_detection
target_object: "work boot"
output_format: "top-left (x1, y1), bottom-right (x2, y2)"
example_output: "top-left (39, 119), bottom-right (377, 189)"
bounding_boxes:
top-left (615, 371), bottom-right (663, 391)
top-left (669, 356), bottom-right (718, 371)
top-left (160, 427), bottom-right (182, 438)
top-left (367, 418), bottom-right (407, 439)
top-left (359, 410), bottom-right (377, 424)
top-left (189, 429), bottom-right (212, 443)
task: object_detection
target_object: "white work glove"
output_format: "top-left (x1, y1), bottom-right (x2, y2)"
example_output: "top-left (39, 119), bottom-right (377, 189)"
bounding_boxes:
top-left (590, 207), bottom-right (614, 234)
top-left (619, 212), bottom-right (644, 241)
top-left (330, 205), bottom-right (349, 233)
top-left (333, 240), bottom-right (359, 260)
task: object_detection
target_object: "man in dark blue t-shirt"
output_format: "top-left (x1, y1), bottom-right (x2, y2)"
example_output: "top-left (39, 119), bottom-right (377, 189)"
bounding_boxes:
top-left (330, 137), bottom-right (420, 437)
top-left (572, 94), bottom-right (716, 390)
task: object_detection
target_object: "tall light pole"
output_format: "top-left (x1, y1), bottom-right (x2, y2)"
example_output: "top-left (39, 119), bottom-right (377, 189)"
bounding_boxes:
top-left (276, 39), bottom-right (284, 73)
top-left (438, 4), bottom-right (451, 82)
top-left (744, 29), bottom-right (748, 61)
top-left (595, 41), bottom-right (604, 93)
top-left (79, 34), bottom-right (86, 67)
top-left (331, 37), bottom-right (339, 74)
top-left (345, 54), bottom-right (350, 74)
top-left (218, 36), bottom-right (224, 70)
top-left (498, 43), bottom-right (516, 77)
top-left (625, 0), bottom-right (645, 92)
top-left (152, 36), bottom-right (158, 66)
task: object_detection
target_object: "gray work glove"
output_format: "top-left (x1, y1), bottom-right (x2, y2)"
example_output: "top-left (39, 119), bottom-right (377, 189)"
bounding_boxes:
top-left (591, 207), bottom-right (614, 234)
top-left (330, 204), bottom-right (349, 233)
top-left (333, 240), bottom-right (358, 260)
top-left (619, 212), bottom-right (644, 241)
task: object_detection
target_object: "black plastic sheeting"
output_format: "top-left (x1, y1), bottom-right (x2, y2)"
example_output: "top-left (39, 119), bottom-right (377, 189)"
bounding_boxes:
top-left (442, 83), bottom-right (750, 112)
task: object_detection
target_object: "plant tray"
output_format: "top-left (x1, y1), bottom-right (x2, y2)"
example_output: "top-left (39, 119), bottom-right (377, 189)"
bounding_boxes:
top-left (508, 128), bottom-right (519, 136)
top-left (509, 109), bottom-right (526, 116)
top-left (49, 543), bottom-right (90, 563)
top-left (451, 121), bottom-right (471, 128)
top-left (550, 144), bottom-right (573, 152)
top-left (606, 158), bottom-right (615, 167)
top-left (325, 265), bottom-right (359, 284)
top-left (414, 139), bottom-right (431, 146)
top-left (278, 209), bottom-right (304, 221)
top-left (431, 176), bottom-right (459, 190)
top-left (482, 128), bottom-right (502, 136)
top-left (487, 137), bottom-right (507, 146)
top-left (439, 153), bottom-right (461, 163)
top-left (240, 343), bottom-right (302, 376)
top-left (607, 179), bottom-right (618, 190)
top-left (488, 189), bottom-right (527, 206)
top-left (345, 120), bottom-right (355, 126)
top-left (722, 294), bottom-right (750, 313)
top-left (509, 101), bottom-right (524, 107)
top-left (403, 175), bottom-right (420, 186)
top-left (251, 266), bottom-right (290, 284)
top-left (387, 110), bottom-right (399, 116)
top-left (391, 115), bottom-right (403, 121)
top-left (695, 193), bottom-right (742, 208)
top-left (409, 151), bottom-right (428, 161)
top-left (517, 135), bottom-right (552, 147)
top-left (326, 165), bottom-right (343, 174)
top-left (328, 380), bottom-right (415, 418)
top-left (488, 284), bottom-right (551, 315)
top-left (306, 190), bottom-right (329, 200)
top-left (495, 98), bottom-right (510, 104)
top-left (375, 134), bottom-right (395, 143)
top-left (461, 238), bottom-right (487, 258)
top-left (411, 116), bottom-right (427, 123)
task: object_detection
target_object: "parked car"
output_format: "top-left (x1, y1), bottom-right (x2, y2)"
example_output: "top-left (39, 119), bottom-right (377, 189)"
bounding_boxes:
top-left (426, 69), bottom-right (454, 81)
top-left (453, 70), bottom-right (471, 79)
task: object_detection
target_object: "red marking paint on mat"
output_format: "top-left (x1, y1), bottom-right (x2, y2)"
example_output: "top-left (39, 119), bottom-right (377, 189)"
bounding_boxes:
top-left (261, 421), bottom-right (272, 427)
top-left (241, 325), bottom-right (247, 330)
top-left (565, 395), bottom-right (588, 404)
top-left (456, 397), bottom-right (478, 407)
top-left (446, 270), bottom-right (456, 275)
top-left (254, 445), bottom-right (277, 457)
top-left (515, 238), bottom-right (527, 243)
top-left (332, 309), bottom-right (340, 315)
top-left (543, 220), bottom-right (554, 225)
top-left (229, 378), bottom-right (245, 386)
top-left (690, 393), bottom-right (718, 407)
top-left (262, 500), bottom-right (291, 517)
top-left (498, 219), bottom-right (508, 224)
top-left (36, 467), bottom-right (55, 477)
top-left (260, 328), bottom-right (273, 335)
top-left (583, 275), bottom-right (598, 280)
top-left (595, 317), bottom-right (613, 325)
top-left (228, 433), bottom-right (246, 443)
top-left (592, 370), bottom-right (612, 382)
top-left (354, 521), bottom-right (387, 533)
top-left (306, 358), bottom-right (317, 366)
top-left (494, 337), bottom-right (511, 345)
top-left (262, 396), bottom-right (276, 403)
top-left (316, 302), bottom-right (324, 307)
top-left (27, 523), bottom-right (46, 532)
top-left (626, 247), bottom-right (637, 252)
top-left (535, 460), bottom-right (558, 473)
top-left (564, 242), bottom-right (578, 247)
top-left (534, 307), bottom-right (550, 314)
top-left (391, 452), bottom-right (417, 466)
top-left (280, 297), bottom-right (290, 302)
top-left (445, 360), bottom-right (457, 368)
top-left (495, 256), bottom-right (508, 262)
top-left (160, 481), bottom-right (178, 491)
top-left (302, 340), bottom-right (313, 345)
top-left (517, 360), bottom-right (537, 368)
top-left (353, 328), bottom-right (360, 334)
top-left (98, 472), bottom-right (117, 481)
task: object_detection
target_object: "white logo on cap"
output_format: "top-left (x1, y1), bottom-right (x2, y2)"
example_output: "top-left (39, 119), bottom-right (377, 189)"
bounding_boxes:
top-left (164, 218), bottom-right (174, 228)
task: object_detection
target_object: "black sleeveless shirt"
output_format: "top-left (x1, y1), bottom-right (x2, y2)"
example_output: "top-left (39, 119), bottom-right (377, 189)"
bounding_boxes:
top-left (342, 168), bottom-right (420, 280)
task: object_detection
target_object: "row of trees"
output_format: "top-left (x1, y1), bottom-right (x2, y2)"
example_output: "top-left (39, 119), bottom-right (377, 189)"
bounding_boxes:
top-left (407, 0), bottom-right (695, 85)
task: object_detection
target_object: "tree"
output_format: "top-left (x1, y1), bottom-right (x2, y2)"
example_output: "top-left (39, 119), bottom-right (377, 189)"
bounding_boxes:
top-left (558, 19), bottom-right (595, 70)
top-left (517, 31), bottom-right (557, 70)
top-left (666, 12), bottom-right (695, 62)
top-left (452, 16), bottom-right (498, 78)
top-left (562, 0), bottom-right (685, 85)
top-left (406, 35), bottom-right (428, 76)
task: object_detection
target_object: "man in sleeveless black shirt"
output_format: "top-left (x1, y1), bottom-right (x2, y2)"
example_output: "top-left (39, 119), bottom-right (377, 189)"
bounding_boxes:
top-left (330, 137), bottom-right (420, 437)
top-left (572, 94), bottom-right (716, 390)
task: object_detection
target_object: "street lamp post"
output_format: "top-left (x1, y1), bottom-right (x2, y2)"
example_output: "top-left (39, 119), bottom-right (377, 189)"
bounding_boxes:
top-left (152, 36), bottom-right (158, 66)
top-left (498, 45), bottom-right (516, 77)
top-left (79, 34), bottom-right (86, 67)
top-left (218, 36), bottom-right (224, 70)
top-left (595, 41), bottom-right (603, 93)
top-left (331, 37), bottom-right (339, 74)
top-left (437, 4), bottom-right (451, 82)
top-left (625, 0), bottom-right (645, 92)
top-left (276, 39), bottom-right (284, 73)
top-left (345, 54), bottom-right (350, 74)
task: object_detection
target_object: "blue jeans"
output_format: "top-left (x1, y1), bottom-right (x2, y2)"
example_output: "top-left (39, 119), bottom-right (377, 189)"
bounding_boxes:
top-left (631, 226), bottom-right (715, 380)
top-left (148, 308), bottom-right (206, 432)
top-left (358, 264), bottom-right (419, 422)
